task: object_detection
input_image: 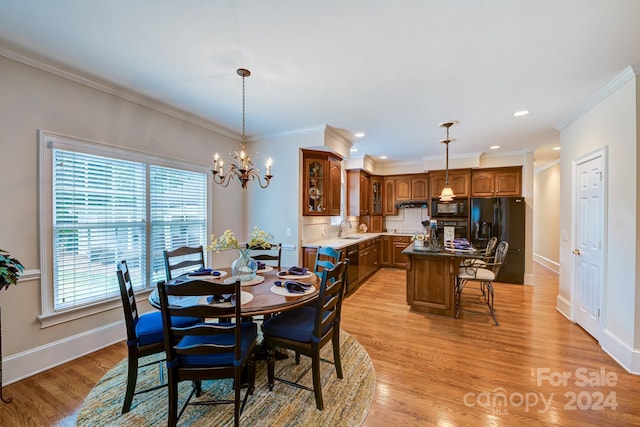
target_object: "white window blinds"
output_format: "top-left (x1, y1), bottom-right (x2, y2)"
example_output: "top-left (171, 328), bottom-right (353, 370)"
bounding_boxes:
top-left (150, 166), bottom-right (207, 284)
top-left (51, 148), bottom-right (207, 311)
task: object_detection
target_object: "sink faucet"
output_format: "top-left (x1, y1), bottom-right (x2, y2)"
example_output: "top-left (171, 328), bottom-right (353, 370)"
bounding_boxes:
top-left (338, 219), bottom-right (352, 238)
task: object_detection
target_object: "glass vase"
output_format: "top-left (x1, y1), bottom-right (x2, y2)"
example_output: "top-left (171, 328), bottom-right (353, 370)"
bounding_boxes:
top-left (231, 248), bottom-right (258, 282)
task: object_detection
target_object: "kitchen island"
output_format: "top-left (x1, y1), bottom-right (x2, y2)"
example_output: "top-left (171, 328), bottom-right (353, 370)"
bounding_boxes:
top-left (402, 243), bottom-right (482, 317)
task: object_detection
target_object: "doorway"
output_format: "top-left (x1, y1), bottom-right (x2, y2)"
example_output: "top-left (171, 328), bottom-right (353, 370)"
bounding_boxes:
top-left (573, 148), bottom-right (606, 340)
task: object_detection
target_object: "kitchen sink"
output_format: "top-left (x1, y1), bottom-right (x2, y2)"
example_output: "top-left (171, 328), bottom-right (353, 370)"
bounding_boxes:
top-left (342, 236), bottom-right (363, 240)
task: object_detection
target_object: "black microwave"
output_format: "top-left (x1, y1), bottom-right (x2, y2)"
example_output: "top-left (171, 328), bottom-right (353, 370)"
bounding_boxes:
top-left (431, 199), bottom-right (467, 218)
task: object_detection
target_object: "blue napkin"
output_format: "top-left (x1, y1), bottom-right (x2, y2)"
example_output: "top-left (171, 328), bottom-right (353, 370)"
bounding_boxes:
top-left (257, 262), bottom-right (266, 270)
top-left (274, 280), bottom-right (312, 294)
top-left (190, 268), bottom-right (221, 276)
top-left (287, 266), bottom-right (308, 275)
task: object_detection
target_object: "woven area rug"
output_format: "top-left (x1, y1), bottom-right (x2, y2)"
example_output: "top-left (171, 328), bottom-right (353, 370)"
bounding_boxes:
top-left (77, 331), bottom-right (375, 426)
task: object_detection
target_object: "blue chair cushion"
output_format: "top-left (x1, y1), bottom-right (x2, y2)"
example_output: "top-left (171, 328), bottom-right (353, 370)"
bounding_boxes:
top-left (135, 311), bottom-right (199, 347)
top-left (262, 306), bottom-right (318, 343)
top-left (175, 322), bottom-right (257, 367)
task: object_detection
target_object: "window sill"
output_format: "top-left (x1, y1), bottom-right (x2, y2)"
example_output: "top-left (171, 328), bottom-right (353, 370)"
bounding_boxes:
top-left (38, 288), bottom-right (153, 328)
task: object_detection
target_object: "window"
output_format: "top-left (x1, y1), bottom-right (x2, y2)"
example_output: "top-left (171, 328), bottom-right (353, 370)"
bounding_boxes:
top-left (40, 131), bottom-right (208, 322)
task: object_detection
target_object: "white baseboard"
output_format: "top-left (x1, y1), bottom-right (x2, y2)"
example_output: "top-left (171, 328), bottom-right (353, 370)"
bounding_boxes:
top-left (533, 253), bottom-right (559, 273)
top-left (556, 294), bottom-right (572, 320)
top-left (3, 320), bottom-right (125, 385)
top-left (600, 328), bottom-right (640, 375)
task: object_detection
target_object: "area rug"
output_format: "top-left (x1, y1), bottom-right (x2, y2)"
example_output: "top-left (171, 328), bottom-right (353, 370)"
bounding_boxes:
top-left (77, 331), bottom-right (375, 426)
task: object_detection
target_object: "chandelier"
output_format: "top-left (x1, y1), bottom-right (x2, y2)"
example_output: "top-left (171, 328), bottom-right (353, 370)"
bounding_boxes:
top-left (212, 68), bottom-right (273, 189)
top-left (439, 121), bottom-right (457, 202)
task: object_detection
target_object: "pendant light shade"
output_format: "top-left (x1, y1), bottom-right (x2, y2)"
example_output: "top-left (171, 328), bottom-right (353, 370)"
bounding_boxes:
top-left (439, 121), bottom-right (457, 202)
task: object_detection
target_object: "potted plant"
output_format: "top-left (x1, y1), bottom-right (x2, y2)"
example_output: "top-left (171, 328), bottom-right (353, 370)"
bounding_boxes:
top-left (0, 249), bottom-right (24, 291)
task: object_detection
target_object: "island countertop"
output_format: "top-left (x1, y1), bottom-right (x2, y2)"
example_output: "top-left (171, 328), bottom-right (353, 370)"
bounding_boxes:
top-left (402, 243), bottom-right (483, 259)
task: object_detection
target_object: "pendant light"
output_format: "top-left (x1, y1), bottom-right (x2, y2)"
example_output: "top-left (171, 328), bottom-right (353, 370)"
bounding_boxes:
top-left (439, 121), bottom-right (457, 202)
top-left (212, 68), bottom-right (273, 189)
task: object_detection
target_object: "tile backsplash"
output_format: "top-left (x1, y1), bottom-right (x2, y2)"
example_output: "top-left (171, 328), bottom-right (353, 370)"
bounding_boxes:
top-left (385, 207), bottom-right (430, 233)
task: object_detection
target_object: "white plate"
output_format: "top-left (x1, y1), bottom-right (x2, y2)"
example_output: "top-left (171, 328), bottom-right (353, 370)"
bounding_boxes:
top-left (277, 271), bottom-right (314, 280)
top-left (187, 270), bottom-right (227, 279)
top-left (257, 265), bottom-right (274, 273)
top-left (204, 291), bottom-right (254, 306)
top-left (270, 284), bottom-right (316, 297)
top-left (222, 275), bottom-right (265, 287)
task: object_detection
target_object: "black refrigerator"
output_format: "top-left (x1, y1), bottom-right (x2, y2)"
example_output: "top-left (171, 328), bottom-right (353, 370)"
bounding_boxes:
top-left (469, 197), bottom-right (525, 284)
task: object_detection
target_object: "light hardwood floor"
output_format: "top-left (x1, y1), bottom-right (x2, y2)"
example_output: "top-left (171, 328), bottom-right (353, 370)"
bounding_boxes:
top-left (1, 263), bottom-right (639, 426)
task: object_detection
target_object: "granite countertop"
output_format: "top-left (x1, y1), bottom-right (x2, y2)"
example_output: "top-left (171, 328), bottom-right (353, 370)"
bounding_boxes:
top-left (302, 231), bottom-right (415, 250)
top-left (402, 242), bottom-right (483, 258)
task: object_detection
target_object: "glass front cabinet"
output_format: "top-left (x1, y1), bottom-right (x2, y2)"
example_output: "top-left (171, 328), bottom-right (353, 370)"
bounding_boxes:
top-left (303, 150), bottom-right (342, 216)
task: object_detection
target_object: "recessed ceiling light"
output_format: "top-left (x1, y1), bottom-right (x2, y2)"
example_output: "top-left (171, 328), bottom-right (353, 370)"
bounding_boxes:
top-left (513, 110), bottom-right (530, 117)
top-left (355, 132), bottom-right (365, 138)
top-left (350, 147), bottom-right (358, 152)
top-left (379, 155), bottom-right (388, 159)
top-left (552, 146), bottom-right (561, 151)
top-left (490, 145), bottom-right (501, 150)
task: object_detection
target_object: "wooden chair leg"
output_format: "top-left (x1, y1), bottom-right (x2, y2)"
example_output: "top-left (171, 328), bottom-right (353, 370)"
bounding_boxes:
top-left (167, 376), bottom-right (179, 427)
top-left (122, 349), bottom-right (138, 413)
top-left (266, 347), bottom-right (275, 391)
top-left (311, 350), bottom-right (324, 410)
top-left (332, 329), bottom-right (343, 379)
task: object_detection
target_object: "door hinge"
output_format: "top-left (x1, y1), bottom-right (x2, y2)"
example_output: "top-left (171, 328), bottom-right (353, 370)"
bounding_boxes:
top-left (598, 308), bottom-right (600, 317)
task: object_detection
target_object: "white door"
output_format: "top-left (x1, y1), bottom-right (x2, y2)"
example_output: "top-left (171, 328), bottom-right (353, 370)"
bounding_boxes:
top-left (574, 152), bottom-right (605, 340)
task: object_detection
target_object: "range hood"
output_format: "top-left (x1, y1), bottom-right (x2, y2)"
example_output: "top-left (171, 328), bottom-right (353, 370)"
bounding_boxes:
top-left (395, 200), bottom-right (429, 209)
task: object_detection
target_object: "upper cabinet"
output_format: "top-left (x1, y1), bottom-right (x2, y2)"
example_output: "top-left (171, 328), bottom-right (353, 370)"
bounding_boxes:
top-left (371, 176), bottom-right (383, 216)
top-left (302, 150), bottom-right (342, 216)
top-left (471, 167), bottom-right (522, 197)
top-left (395, 174), bottom-right (429, 201)
top-left (383, 177), bottom-right (397, 216)
top-left (430, 169), bottom-right (470, 198)
top-left (347, 169), bottom-right (371, 216)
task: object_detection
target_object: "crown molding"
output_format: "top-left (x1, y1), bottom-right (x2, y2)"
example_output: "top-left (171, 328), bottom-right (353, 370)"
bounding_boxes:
top-left (555, 65), bottom-right (639, 131)
top-left (0, 42), bottom-right (239, 140)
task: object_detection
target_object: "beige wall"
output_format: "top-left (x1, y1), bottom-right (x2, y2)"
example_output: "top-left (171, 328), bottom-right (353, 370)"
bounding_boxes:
top-left (0, 54), bottom-right (247, 381)
top-left (557, 67), bottom-right (639, 372)
top-left (533, 161), bottom-right (560, 271)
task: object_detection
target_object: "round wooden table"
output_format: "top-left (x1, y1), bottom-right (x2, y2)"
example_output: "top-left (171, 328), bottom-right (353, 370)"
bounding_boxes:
top-left (148, 267), bottom-right (320, 316)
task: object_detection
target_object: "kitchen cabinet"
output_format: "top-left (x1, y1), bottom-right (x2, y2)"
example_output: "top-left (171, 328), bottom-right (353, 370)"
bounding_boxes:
top-left (358, 237), bottom-right (381, 282)
top-left (390, 235), bottom-right (412, 268)
top-left (302, 247), bottom-right (317, 270)
top-left (371, 176), bottom-right (383, 215)
top-left (430, 169), bottom-right (470, 198)
top-left (370, 215), bottom-right (383, 233)
top-left (471, 167), bottom-right (522, 197)
top-left (302, 150), bottom-right (342, 216)
top-left (395, 174), bottom-right (429, 201)
top-left (347, 169), bottom-right (371, 216)
top-left (383, 177), bottom-right (397, 216)
top-left (381, 236), bottom-right (391, 264)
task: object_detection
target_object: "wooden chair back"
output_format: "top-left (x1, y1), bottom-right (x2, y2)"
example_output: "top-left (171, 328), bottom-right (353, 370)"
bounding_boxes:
top-left (163, 245), bottom-right (205, 280)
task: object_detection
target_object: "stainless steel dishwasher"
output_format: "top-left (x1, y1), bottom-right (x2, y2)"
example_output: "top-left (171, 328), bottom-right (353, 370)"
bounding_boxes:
top-left (346, 244), bottom-right (359, 292)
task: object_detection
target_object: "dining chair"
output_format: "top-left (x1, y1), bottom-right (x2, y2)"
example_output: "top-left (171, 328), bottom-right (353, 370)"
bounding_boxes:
top-left (455, 240), bottom-right (509, 326)
top-left (313, 246), bottom-right (343, 279)
top-left (157, 278), bottom-right (258, 427)
top-left (248, 242), bottom-right (282, 269)
top-left (116, 260), bottom-right (199, 414)
top-left (263, 260), bottom-right (348, 410)
top-left (163, 245), bottom-right (205, 280)
top-left (460, 236), bottom-right (497, 269)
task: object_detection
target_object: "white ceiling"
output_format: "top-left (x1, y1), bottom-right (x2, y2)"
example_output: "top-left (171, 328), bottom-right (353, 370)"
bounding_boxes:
top-left (1, 0), bottom-right (639, 168)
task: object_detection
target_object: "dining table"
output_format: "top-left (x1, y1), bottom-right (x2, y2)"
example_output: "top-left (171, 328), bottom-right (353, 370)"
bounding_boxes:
top-left (148, 265), bottom-right (320, 317)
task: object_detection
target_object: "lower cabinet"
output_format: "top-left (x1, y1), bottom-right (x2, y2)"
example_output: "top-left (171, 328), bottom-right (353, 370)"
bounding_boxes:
top-left (302, 247), bottom-right (317, 270)
top-left (390, 236), bottom-right (412, 268)
top-left (405, 253), bottom-right (455, 317)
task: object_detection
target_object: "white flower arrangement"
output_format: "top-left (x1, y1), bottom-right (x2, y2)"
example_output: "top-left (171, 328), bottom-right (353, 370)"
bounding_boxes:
top-left (207, 226), bottom-right (273, 252)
